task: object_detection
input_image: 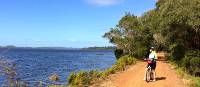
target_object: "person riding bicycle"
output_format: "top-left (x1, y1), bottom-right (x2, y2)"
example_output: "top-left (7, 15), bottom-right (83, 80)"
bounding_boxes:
top-left (143, 47), bottom-right (158, 81)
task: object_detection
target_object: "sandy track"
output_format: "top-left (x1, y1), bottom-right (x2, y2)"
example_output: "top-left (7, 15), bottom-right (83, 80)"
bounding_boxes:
top-left (97, 60), bottom-right (186, 87)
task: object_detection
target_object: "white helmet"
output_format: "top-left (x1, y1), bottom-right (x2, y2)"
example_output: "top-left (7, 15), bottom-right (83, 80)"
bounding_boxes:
top-left (150, 47), bottom-right (154, 52)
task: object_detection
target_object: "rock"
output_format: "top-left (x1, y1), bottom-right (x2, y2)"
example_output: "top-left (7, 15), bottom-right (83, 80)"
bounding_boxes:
top-left (49, 73), bottom-right (60, 81)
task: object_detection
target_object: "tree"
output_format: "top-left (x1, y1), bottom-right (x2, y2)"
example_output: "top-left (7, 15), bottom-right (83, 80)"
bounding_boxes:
top-left (156, 0), bottom-right (200, 50)
top-left (104, 13), bottom-right (153, 58)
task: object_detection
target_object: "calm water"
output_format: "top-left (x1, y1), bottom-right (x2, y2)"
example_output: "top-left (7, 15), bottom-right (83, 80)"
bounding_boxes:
top-left (0, 48), bottom-right (116, 85)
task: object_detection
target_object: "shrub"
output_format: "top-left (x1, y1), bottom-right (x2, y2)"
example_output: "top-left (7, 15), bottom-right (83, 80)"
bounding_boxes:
top-left (189, 57), bottom-right (200, 76)
top-left (103, 55), bottom-right (137, 76)
top-left (181, 50), bottom-right (200, 76)
top-left (67, 55), bottom-right (137, 87)
top-left (67, 70), bottom-right (101, 87)
top-left (168, 44), bottom-right (186, 63)
top-left (115, 58), bottom-right (126, 71)
top-left (103, 66), bottom-right (117, 76)
top-left (114, 55), bottom-right (136, 71)
top-left (114, 49), bottom-right (124, 60)
top-left (172, 63), bottom-right (200, 87)
top-left (132, 47), bottom-right (148, 59)
top-left (189, 76), bottom-right (200, 87)
top-left (67, 72), bottom-right (76, 85)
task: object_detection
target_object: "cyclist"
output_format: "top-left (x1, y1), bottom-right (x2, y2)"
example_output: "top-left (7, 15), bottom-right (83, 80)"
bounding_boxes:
top-left (143, 47), bottom-right (158, 81)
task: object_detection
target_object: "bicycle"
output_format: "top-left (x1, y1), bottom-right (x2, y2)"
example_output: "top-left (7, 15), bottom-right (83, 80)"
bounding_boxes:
top-left (144, 58), bottom-right (154, 82)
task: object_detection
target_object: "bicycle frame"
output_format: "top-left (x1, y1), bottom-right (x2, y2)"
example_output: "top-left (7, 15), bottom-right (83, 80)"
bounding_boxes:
top-left (146, 64), bottom-right (153, 82)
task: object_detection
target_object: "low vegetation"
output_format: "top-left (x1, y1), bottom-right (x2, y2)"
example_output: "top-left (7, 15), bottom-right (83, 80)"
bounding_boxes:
top-left (67, 55), bottom-right (137, 87)
top-left (173, 50), bottom-right (200, 87)
top-left (170, 60), bottom-right (200, 87)
top-left (180, 50), bottom-right (200, 76)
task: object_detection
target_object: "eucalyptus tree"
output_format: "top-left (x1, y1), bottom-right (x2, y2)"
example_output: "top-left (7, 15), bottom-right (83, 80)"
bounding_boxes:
top-left (152, 0), bottom-right (200, 61)
top-left (104, 13), bottom-right (153, 58)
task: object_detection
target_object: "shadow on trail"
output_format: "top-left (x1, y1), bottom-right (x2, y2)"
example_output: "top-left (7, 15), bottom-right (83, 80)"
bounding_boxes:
top-left (156, 77), bottom-right (166, 81)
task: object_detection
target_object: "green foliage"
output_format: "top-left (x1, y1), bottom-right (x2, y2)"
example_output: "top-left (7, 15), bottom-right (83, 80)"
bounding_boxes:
top-left (189, 76), bottom-right (200, 87)
top-left (103, 13), bottom-right (153, 58)
top-left (103, 55), bottom-right (137, 75)
top-left (67, 70), bottom-right (101, 87)
top-left (156, 0), bottom-right (200, 50)
top-left (190, 58), bottom-right (200, 75)
top-left (114, 49), bottom-right (124, 60)
top-left (67, 72), bottom-right (76, 85)
top-left (67, 55), bottom-right (137, 87)
top-left (115, 55), bottom-right (136, 70)
top-left (168, 44), bottom-right (186, 63)
top-left (170, 60), bottom-right (200, 87)
top-left (181, 50), bottom-right (200, 76)
top-left (151, 0), bottom-right (200, 79)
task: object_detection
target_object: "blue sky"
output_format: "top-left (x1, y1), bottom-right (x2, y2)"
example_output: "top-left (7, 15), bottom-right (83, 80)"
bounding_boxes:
top-left (0, 0), bottom-right (156, 48)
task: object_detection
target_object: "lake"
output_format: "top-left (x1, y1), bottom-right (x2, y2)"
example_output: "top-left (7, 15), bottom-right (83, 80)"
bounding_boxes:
top-left (0, 48), bottom-right (116, 86)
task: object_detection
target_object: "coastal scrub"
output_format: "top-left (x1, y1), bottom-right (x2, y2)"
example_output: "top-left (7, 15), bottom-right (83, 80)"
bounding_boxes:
top-left (67, 55), bottom-right (137, 87)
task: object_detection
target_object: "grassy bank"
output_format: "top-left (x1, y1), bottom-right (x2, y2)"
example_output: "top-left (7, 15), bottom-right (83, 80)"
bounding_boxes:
top-left (170, 61), bottom-right (200, 87)
top-left (67, 55), bottom-right (137, 87)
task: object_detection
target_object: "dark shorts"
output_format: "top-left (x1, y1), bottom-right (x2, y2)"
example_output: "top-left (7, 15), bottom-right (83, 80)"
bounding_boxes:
top-left (146, 62), bottom-right (156, 70)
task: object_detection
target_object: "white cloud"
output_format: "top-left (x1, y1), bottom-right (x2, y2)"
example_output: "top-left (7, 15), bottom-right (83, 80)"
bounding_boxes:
top-left (84, 0), bottom-right (124, 6)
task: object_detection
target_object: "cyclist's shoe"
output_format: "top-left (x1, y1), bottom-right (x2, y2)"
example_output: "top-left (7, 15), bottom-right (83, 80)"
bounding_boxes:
top-left (153, 79), bottom-right (156, 82)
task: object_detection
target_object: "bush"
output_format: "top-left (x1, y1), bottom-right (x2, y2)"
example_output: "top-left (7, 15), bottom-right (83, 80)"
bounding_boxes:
top-left (67, 70), bottom-right (101, 87)
top-left (189, 76), bottom-right (200, 87)
top-left (181, 50), bottom-right (200, 76)
top-left (168, 44), bottom-right (186, 63)
top-left (102, 55), bottom-right (137, 76)
top-left (114, 49), bottom-right (124, 60)
top-left (132, 47), bottom-right (148, 58)
top-left (115, 55), bottom-right (137, 71)
top-left (172, 63), bottom-right (200, 87)
top-left (67, 72), bottom-right (76, 85)
top-left (103, 66), bottom-right (117, 76)
top-left (67, 55), bottom-right (137, 87)
top-left (190, 57), bottom-right (200, 76)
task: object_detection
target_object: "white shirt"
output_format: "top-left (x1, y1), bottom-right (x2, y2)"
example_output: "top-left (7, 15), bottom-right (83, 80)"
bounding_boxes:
top-left (149, 53), bottom-right (155, 59)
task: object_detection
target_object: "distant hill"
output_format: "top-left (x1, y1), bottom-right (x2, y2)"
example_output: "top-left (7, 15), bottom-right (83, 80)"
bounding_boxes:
top-left (81, 46), bottom-right (116, 50)
top-left (0, 46), bottom-right (80, 50)
top-left (0, 45), bottom-right (17, 48)
top-left (34, 47), bottom-right (81, 50)
top-left (0, 46), bottom-right (116, 50)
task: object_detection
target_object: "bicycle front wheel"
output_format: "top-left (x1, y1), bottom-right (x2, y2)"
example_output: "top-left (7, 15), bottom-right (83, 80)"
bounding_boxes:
top-left (146, 69), bottom-right (151, 82)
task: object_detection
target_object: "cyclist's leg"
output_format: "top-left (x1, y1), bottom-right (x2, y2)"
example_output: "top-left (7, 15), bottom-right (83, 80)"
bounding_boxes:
top-left (152, 69), bottom-right (156, 81)
top-left (143, 64), bottom-right (149, 80)
top-left (152, 62), bottom-right (156, 81)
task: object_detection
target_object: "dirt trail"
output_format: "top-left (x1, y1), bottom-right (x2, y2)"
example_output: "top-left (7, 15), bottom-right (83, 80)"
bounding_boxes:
top-left (96, 53), bottom-right (186, 87)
